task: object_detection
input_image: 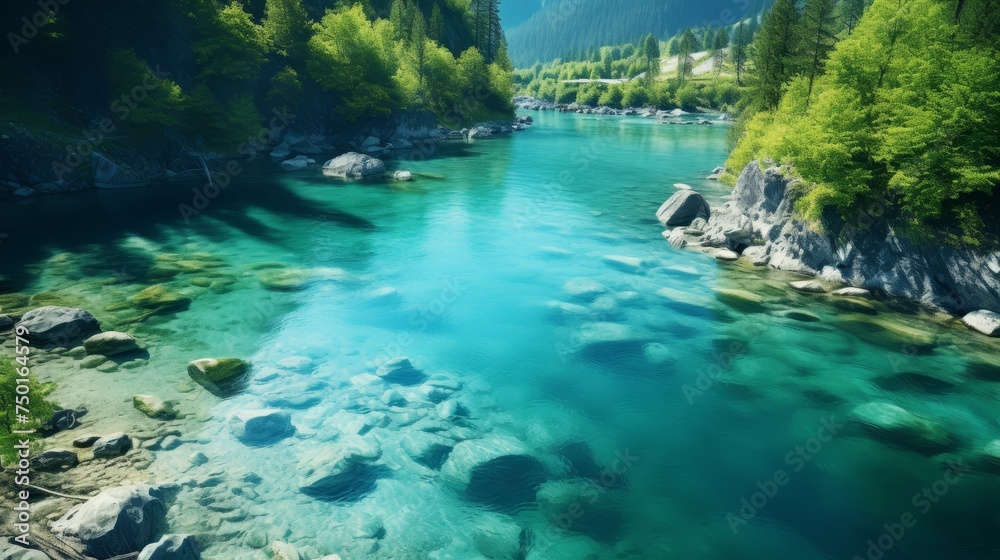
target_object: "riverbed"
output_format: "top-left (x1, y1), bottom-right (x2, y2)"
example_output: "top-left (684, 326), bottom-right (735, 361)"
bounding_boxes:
top-left (2, 111), bottom-right (999, 559)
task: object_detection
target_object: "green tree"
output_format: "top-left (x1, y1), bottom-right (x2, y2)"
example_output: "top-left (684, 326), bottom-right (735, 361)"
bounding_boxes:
top-left (751, 0), bottom-right (802, 109)
top-left (192, 1), bottom-right (270, 80)
top-left (837, 0), bottom-right (867, 34)
top-left (678, 28), bottom-right (697, 84)
top-left (800, 0), bottom-right (839, 103)
top-left (642, 33), bottom-right (661, 86)
top-left (263, 0), bottom-right (311, 60)
top-left (108, 49), bottom-right (186, 126)
top-left (307, 5), bottom-right (402, 120)
top-left (731, 22), bottom-right (750, 86)
top-left (712, 27), bottom-right (729, 82)
top-left (0, 356), bottom-right (57, 465)
top-left (429, 1), bottom-right (446, 43)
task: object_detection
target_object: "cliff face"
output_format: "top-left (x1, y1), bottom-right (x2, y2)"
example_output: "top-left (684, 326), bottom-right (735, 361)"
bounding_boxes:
top-left (700, 162), bottom-right (1000, 313)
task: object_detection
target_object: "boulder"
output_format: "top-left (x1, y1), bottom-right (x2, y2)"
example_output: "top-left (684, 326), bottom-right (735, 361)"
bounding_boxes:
top-left (322, 153), bottom-right (386, 179)
top-left (52, 484), bottom-right (166, 559)
top-left (790, 280), bottom-right (826, 293)
top-left (399, 431), bottom-right (455, 470)
top-left (84, 331), bottom-right (139, 356)
top-left (297, 436), bottom-right (382, 500)
top-left (563, 278), bottom-right (608, 302)
top-left (714, 288), bottom-right (766, 313)
top-left (440, 437), bottom-right (547, 511)
top-left (393, 170), bottom-right (413, 181)
top-left (187, 358), bottom-right (250, 395)
top-left (665, 228), bottom-right (687, 249)
top-left (849, 402), bottom-right (952, 454)
top-left (574, 322), bottom-right (649, 358)
top-left (836, 315), bottom-right (937, 353)
top-left (962, 310), bottom-right (1000, 337)
top-left (36, 448), bottom-right (79, 471)
top-left (471, 514), bottom-right (523, 560)
top-left (712, 248), bottom-right (739, 261)
top-left (137, 534), bottom-right (200, 560)
top-left (130, 285), bottom-right (191, 311)
top-left (93, 433), bottom-right (133, 458)
top-left (73, 435), bottom-right (101, 448)
top-left (228, 409), bottom-right (294, 446)
top-left (375, 357), bottom-right (426, 385)
top-left (16, 306), bottom-right (99, 344)
top-left (655, 191), bottom-right (710, 227)
top-left (601, 255), bottom-right (645, 274)
top-left (133, 395), bottom-right (179, 420)
top-left (742, 245), bottom-right (770, 266)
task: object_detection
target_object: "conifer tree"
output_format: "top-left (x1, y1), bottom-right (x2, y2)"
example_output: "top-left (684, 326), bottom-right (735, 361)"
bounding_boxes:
top-left (751, 0), bottom-right (801, 109)
top-left (731, 21), bottom-right (749, 86)
top-left (800, 0), bottom-right (839, 103)
top-left (642, 33), bottom-right (661, 85)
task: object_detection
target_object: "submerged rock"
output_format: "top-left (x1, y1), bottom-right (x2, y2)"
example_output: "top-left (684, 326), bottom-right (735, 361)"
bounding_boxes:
top-left (228, 409), bottom-right (294, 446)
top-left (322, 152), bottom-right (386, 178)
top-left (84, 331), bottom-right (139, 356)
top-left (440, 437), bottom-right (547, 511)
top-left (399, 431), bottom-right (455, 470)
top-left (601, 255), bottom-right (645, 274)
top-left (836, 315), bottom-right (937, 353)
top-left (93, 433), bottom-right (133, 458)
top-left (36, 448), bottom-right (80, 471)
top-left (962, 310), bottom-right (1000, 337)
top-left (134, 395), bottom-right (179, 420)
top-left (655, 190), bottom-right (710, 227)
top-left (574, 322), bottom-right (649, 358)
top-left (297, 436), bottom-right (382, 500)
top-left (563, 278), bottom-right (608, 302)
top-left (849, 402), bottom-right (952, 454)
top-left (130, 285), bottom-right (192, 311)
top-left (970, 440), bottom-right (1000, 475)
top-left (16, 306), bottom-right (100, 344)
top-left (187, 358), bottom-right (250, 395)
top-left (375, 357), bottom-right (426, 385)
top-left (52, 484), bottom-right (166, 559)
top-left (137, 534), bottom-right (200, 560)
top-left (790, 280), bottom-right (826, 293)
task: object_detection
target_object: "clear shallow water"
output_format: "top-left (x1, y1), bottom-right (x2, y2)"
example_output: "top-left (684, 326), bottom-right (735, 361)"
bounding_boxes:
top-left (3, 112), bottom-right (1000, 559)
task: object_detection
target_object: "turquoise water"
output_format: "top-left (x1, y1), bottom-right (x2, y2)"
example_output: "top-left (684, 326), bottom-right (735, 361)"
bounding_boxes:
top-left (3, 111), bottom-right (1000, 559)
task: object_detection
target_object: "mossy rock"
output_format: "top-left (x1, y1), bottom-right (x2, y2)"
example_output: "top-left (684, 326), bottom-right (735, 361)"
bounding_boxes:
top-left (176, 260), bottom-right (227, 274)
top-left (130, 285), bottom-right (192, 311)
top-left (849, 402), bottom-right (952, 454)
top-left (154, 253), bottom-right (183, 263)
top-left (79, 355), bottom-right (107, 368)
top-left (190, 277), bottom-right (214, 288)
top-left (188, 358), bottom-right (250, 396)
top-left (257, 269), bottom-right (313, 291)
top-left (713, 288), bottom-right (767, 313)
top-left (836, 315), bottom-right (938, 353)
top-left (146, 262), bottom-right (185, 279)
top-left (133, 395), bottom-right (179, 420)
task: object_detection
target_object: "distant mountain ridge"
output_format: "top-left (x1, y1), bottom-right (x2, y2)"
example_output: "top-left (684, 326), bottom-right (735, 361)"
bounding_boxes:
top-left (506, 0), bottom-right (772, 66)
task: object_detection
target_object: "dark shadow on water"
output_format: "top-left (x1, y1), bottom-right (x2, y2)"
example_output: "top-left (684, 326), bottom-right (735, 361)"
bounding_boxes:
top-left (301, 464), bottom-right (387, 503)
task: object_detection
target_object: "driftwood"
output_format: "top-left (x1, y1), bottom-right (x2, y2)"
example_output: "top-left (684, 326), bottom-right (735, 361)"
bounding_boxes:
top-left (27, 484), bottom-right (94, 501)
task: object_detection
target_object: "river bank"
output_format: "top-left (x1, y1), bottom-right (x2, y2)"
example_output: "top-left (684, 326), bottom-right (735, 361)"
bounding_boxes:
top-left (657, 161), bottom-right (1000, 336)
top-left (515, 95), bottom-right (727, 123)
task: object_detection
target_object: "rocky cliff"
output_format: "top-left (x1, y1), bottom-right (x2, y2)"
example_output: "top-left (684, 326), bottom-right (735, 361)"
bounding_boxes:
top-left (697, 161), bottom-right (1000, 314)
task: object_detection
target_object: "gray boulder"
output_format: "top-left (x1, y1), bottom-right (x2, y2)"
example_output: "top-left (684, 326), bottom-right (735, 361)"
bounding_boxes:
top-left (52, 484), bottom-right (166, 559)
top-left (322, 153), bottom-right (385, 179)
top-left (35, 448), bottom-right (79, 471)
top-left (84, 331), bottom-right (139, 356)
top-left (440, 437), bottom-right (547, 509)
top-left (297, 436), bottom-right (382, 500)
top-left (699, 161), bottom-right (1000, 312)
top-left (375, 357), bottom-right (426, 385)
top-left (228, 409), bottom-right (294, 446)
top-left (655, 190), bottom-right (710, 227)
top-left (963, 310), bottom-right (1000, 337)
top-left (92, 433), bottom-right (133, 458)
top-left (0, 543), bottom-right (49, 560)
top-left (16, 306), bottom-right (99, 344)
top-left (137, 534), bottom-right (200, 560)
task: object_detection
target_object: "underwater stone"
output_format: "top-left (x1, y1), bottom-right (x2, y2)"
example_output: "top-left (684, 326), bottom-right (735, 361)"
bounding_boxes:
top-left (574, 322), bottom-right (649, 358)
top-left (375, 357), bottom-right (426, 385)
top-left (84, 331), bottom-right (139, 356)
top-left (133, 395), bottom-right (179, 421)
top-left (93, 433), bottom-right (133, 458)
top-left (790, 280), bottom-right (826, 293)
top-left (563, 278), bottom-right (608, 302)
top-left (849, 402), bottom-right (952, 454)
top-left (188, 358), bottom-right (250, 396)
top-left (836, 315), bottom-right (937, 353)
top-left (228, 409), bottom-right (294, 446)
top-left (130, 285), bottom-right (192, 311)
top-left (440, 437), bottom-right (547, 511)
top-left (601, 255), bottom-right (645, 274)
top-left (297, 436), bottom-right (382, 500)
top-left (399, 431), bottom-right (455, 470)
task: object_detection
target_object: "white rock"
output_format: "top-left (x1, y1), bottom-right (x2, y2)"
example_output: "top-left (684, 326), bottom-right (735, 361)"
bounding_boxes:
top-left (963, 310), bottom-right (1000, 337)
top-left (790, 280), bottom-right (826, 293)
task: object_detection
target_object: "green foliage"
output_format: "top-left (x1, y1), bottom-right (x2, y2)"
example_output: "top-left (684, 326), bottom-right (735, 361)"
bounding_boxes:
top-left (728, 0), bottom-right (1000, 245)
top-left (0, 355), bottom-right (57, 465)
top-left (192, 1), bottom-right (269, 80)
top-left (642, 33), bottom-right (660, 86)
top-left (263, 0), bottom-right (311, 60)
top-left (267, 66), bottom-right (303, 107)
top-left (751, 0), bottom-right (802, 110)
top-left (107, 49), bottom-right (186, 126)
top-left (307, 5), bottom-right (402, 120)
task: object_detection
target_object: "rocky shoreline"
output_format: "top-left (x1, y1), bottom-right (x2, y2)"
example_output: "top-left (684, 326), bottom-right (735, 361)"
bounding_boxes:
top-left (656, 161), bottom-right (1000, 337)
top-left (0, 112), bottom-right (532, 199)
top-left (515, 95), bottom-right (726, 123)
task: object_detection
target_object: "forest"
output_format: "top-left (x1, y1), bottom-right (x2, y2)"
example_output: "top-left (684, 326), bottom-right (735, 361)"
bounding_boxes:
top-left (728, 0), bottom-right (1000, 246)
top-left (0, 0), bottom-right (514, 151)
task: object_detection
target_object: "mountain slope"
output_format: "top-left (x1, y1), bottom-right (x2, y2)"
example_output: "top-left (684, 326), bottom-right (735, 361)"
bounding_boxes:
top-left (506, 0), bottom-right (771, 66)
